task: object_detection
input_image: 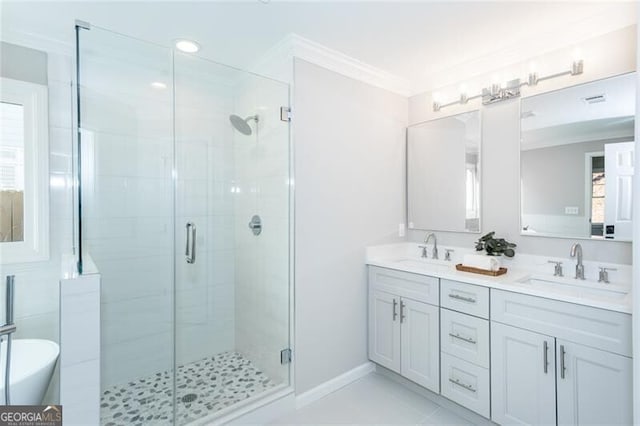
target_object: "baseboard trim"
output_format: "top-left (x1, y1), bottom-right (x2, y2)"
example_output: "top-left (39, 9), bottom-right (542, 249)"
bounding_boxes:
top-left (295, 362), bottom-right (375, 409)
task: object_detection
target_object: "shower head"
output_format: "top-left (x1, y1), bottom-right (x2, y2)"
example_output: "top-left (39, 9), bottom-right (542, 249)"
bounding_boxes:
top-left (229, 114), bottom-right (258, 136)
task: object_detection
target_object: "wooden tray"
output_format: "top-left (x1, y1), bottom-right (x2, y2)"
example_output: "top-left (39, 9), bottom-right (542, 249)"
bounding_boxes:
top-left (456, 263), bottom-right (507, 277)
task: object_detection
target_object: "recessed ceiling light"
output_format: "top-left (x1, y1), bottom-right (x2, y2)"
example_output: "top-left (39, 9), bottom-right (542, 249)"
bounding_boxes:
top-left (150, 81), bottom-right (167, 90)
top-left (175, 39), bottom-right (200, 53)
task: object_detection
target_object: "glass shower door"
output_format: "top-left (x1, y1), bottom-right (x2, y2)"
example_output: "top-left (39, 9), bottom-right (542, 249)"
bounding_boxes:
top-left (173, 53), bottom-right (291, 424)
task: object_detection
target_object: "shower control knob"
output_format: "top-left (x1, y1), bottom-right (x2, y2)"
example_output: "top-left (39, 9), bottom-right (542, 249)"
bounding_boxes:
top-left (248, 215), bottom-right (262, 236)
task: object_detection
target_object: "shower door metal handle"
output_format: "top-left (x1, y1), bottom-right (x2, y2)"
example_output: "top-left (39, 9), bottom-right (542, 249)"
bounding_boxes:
top-left (185, 222), bottom-right (196, 264)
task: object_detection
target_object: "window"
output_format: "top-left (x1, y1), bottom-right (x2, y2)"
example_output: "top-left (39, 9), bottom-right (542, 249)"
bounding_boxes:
top-left (0, 102), bottom-right (26, 242)
top-left (0, 77), bottom-right (49, 263)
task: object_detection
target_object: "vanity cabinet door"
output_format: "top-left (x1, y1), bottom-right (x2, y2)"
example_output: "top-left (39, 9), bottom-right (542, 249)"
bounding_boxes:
top-left (556, 340), bottom-right (632, 426)
top-left (491, 323), bottom-right (556, 426)
top-left (368, 289), bottom-right (401, 373)
top-left (400, 298), bottom-right (440, 393)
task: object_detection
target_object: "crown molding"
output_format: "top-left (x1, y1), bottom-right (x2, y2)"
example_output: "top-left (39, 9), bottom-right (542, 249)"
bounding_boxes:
top-left (289, 34), bottom-right (411, 96)
top-left (254, 33), bottom-right (411, 96)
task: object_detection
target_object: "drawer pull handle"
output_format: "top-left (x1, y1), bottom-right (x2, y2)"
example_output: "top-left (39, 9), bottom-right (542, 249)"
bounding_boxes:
top-left (448, 333), bottom-right (476, 345)
top-left (448, 293), bottom-right (476, 303)
top-left (400, 301), bottom-right (406, 323)
top-left (449, 378), bottom-right (477, 393)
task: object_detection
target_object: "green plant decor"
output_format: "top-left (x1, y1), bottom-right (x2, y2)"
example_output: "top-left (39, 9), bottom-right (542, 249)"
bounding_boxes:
top-left (475, 231), bottom-right (517, 257)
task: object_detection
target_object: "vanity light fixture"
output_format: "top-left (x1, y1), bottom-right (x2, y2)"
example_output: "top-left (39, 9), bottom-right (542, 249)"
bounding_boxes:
top-left (433, 59), bottom-right (584, 111)
top-left (174, 39), bottom-right (200, 53)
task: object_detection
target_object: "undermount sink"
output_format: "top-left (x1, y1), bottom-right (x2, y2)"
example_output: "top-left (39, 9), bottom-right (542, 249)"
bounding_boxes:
top-left (515, 276), bottom-right (629, 301)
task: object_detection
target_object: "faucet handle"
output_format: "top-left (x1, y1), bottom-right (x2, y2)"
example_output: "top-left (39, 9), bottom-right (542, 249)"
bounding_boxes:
top-left (418, 245), bottom-right (428, 258)
top-left (547, 260), bottom-right (563, 277)
top-left (444, 249), bottom-right (454, 262)
top-left (598, 267), bottom-right (617, 284)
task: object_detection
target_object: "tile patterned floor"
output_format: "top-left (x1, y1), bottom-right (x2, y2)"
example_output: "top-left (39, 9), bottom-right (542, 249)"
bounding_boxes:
top-left (101, 351), bottom-right (276, 425)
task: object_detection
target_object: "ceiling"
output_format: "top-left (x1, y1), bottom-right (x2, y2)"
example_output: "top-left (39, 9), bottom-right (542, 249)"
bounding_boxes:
top-left (0, 1), bottom-right (636, 95)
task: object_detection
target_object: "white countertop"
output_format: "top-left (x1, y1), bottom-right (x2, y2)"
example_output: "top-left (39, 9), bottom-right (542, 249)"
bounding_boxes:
top-left (366, 243), bottom-right (632, 314)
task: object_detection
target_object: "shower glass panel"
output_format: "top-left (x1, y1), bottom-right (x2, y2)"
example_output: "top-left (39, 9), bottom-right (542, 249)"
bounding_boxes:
top-left (77, 26), bottom-right (176, 425)
top-left (77, 25), bottom-right (291, 425)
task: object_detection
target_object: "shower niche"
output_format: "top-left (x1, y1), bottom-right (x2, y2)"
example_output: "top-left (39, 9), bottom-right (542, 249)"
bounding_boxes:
top-left (76, 25), bottom-right (291, 425)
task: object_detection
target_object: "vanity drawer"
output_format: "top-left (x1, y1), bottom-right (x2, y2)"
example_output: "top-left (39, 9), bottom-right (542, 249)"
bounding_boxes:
top-left (491, 289), bottom-right (632, 357)
top-left (440, 279), bottom-right (489, 318)
top-left (369, 266), bottom-right (439, 306)
top-left (441, 308), bottom-right (489, 368)
top-left (441, 353), bottom-right (490, 419)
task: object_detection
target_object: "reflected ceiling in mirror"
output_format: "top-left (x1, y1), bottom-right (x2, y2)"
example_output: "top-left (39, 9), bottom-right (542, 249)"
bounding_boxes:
top-left (520, 72), bottom-right (635, 241)
top-left (407, 110), bottom-right (481, 233)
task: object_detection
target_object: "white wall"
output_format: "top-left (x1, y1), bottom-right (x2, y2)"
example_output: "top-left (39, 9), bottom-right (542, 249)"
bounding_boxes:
top-left (407, 26), bottom-right (636, 264)
top-left (293, 59), bottom-right (407, 393)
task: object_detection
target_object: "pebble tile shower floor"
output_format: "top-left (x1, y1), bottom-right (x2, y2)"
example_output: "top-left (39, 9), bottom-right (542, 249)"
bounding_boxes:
top-left (100, 352), bottom-right (277, 425)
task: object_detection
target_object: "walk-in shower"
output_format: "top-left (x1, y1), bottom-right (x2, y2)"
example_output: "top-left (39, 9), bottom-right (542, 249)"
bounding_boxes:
top-left (76, 24), bottom-right (291, 425)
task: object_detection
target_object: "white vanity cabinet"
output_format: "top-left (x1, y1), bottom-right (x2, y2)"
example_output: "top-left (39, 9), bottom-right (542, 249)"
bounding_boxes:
top-left (367, 262), bottom-right (632, 425)
top-left (491, 322), bottom-right (556, 425)
top-left (556, 340), bottom-right (632, 426)
top-left (491, 289), bottom-right (632, 426)
top-left (368, 266), bottom-right (440, 393)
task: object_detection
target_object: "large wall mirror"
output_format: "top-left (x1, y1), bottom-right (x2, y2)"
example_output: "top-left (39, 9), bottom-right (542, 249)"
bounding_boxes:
top-left (520, 72), bottom-right (635, 241)
top-left (407, 110), bottom-right (481, 233)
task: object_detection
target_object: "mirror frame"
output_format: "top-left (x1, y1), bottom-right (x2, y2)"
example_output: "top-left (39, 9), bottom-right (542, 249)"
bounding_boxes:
top-left (518, 72), bottom-right (635, 242)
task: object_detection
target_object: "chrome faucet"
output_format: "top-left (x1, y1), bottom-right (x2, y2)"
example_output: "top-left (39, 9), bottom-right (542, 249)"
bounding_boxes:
top-left (548, 260), bottom-right (564, 277)
top-left (570, 243), bottom-right (585, 280)
top-left (423, 232), bottom-right (438, 260)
